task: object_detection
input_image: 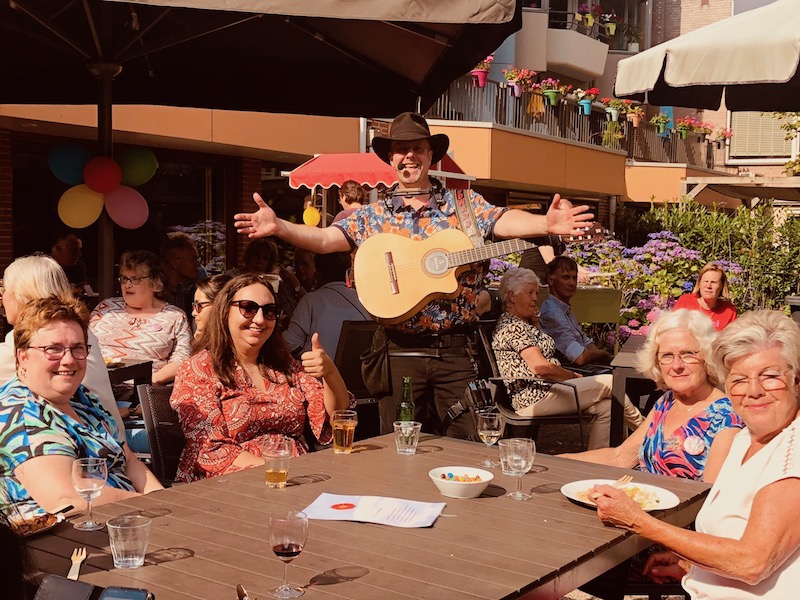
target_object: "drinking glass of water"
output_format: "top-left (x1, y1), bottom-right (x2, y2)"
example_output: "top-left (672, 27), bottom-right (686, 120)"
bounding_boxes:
top-left (498, 438), bottom-right (535, 501)
top-left (71, 457), bottom-right (108, 531)
top-left (476, 412), bottom-right (504, 468)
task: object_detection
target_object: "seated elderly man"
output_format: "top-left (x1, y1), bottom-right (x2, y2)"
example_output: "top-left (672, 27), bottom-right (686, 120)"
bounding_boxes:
top-left (540, 255), bottom-right (613, 366)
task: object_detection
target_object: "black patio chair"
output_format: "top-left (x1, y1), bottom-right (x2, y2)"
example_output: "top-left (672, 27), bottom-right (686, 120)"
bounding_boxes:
top-left (137, 383), bottom-right (183, 487)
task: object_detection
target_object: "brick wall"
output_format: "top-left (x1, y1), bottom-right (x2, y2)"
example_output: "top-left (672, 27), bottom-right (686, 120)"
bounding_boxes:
top-left (655, 0), bottom-right (733, 44)
top-left (0, 130), bottom-right (12, 270)
top-left (230, 157), bottom-right (262, 269)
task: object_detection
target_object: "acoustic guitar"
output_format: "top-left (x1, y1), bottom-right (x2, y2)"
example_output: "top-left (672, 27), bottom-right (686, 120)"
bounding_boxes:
top-left (353, 227), bottom-right (605, 323)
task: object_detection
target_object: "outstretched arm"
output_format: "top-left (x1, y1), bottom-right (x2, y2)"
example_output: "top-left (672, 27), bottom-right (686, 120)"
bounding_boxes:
top-left (494, 194), bottom-right (595, 239)
top-left (234, 193), bottom-right (350, 253)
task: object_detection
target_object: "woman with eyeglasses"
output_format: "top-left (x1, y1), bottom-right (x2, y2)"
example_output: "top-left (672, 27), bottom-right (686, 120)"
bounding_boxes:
top-left (90, 250), bottom-right (192, 391)
top-left (562, 309), bottom-right (743, 483)
top-left (170, 273), bottom-right (352, 482)
top-left (0, 296), bottom-right (161, 522)
top-left (592, 310), bottom-right (800, 598)
top-left (0, 254), bottom-right (125, 441)
top-left (191, 274), bottom-right (232, 342)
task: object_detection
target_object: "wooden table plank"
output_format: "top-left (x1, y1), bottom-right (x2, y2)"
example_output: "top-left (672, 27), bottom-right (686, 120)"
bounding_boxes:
top-left (31, 434), bottom-right (709, 600)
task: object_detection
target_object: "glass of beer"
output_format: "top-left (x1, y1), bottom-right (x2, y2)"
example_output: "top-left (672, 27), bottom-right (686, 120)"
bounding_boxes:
top-left (332, 409), bottom-right (358, 454)
top-left (263, 436), bottom-right (293, 489)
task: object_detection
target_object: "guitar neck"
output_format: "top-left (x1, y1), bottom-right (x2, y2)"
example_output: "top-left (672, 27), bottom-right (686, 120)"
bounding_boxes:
top-left (448, 239), bottom-right (536, 268)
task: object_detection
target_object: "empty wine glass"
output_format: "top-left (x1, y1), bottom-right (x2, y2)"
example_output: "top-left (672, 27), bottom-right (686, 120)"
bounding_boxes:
top-left (498, 438), bottom-right (535, 501)
top-left (268, 510), bottom-right (308, 598)
top-left (71, 457), bottom-right (108, 531)
top-left (476, 412), bottom-right (504, 468)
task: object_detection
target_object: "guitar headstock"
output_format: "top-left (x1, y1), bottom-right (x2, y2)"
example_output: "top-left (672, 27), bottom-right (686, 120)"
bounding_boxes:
top-left (560, 224), bottom-right (610, 243)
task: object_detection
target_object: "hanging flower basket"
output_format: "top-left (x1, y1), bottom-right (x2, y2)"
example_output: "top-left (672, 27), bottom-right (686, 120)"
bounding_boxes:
top-left (509, 81), bottom-right (522, 97)
top-left (578, 98), bottom-right (593, 115)
top-left (605, 22), bottom-right (617, 35)
top-left (470, 69), bottom-right (489, 88)
top-left (627, 113), bottom-right (641, 127)
top-left (584, 14), bottom-right (595, 27)
top-left (543, 90), bottom-right (560, 106)
top-left (605, 107), bottom-right (619, 121)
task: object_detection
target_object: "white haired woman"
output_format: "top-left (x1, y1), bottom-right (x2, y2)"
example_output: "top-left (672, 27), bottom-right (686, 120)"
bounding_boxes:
top-left (593, 310), bottom-right (800, 598)
top-left (492, 268), bottom-right (644, 449)
top-left (562, 309), bottom-right (743, 482)
top-left (0, 255), bottom-right (123, 439)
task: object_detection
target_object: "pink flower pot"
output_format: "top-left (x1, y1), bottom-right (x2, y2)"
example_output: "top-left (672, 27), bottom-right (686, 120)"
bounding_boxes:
top-left (470, 69), bottom-right (488, 88)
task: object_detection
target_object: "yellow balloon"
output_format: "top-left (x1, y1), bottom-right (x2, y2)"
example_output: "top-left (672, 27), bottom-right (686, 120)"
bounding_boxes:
top-left (58, 185), bottom-right (105, 228)
top-left (303, 206), bottom-right (321, 227)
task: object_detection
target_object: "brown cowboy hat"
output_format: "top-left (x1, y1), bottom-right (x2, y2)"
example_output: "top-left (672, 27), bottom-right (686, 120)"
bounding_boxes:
top-left (372, 112), bottom-right (450, 165)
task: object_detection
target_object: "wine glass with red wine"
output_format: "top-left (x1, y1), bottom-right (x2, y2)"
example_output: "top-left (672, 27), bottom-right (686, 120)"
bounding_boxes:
top-left (268, 510), bottom-right (308, 598)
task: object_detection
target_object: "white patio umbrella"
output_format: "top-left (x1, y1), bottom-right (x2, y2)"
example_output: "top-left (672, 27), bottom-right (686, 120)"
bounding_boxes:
top-left (614, 0), bottom-right (800, 111)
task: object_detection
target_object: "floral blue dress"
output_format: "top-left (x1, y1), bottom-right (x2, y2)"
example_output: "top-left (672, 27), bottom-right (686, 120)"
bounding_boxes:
top-left (638, 391), bottom-right (743, 480)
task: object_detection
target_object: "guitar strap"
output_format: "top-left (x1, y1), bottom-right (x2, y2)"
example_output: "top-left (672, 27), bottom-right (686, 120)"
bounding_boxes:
top-left (452, 189), bottom-right (485, 249)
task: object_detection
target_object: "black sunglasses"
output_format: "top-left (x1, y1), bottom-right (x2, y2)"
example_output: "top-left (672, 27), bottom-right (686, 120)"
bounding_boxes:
top-left (230, 300), bottom-right (280, 321)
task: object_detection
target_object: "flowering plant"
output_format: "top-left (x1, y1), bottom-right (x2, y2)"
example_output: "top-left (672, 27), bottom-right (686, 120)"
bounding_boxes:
top-left (577, 3), bottom-right (591, 15)
top-left (675, 115), bottom-right (713, 134)
top-left (502, 67), bottom-right (536, 85)
top-left (600, 97), bottom-right (631, 112)
top-left (627, 105), bottom-right (645, 118)
top-left (559, 83), bottom-right (574, 95)
top-left (715, 127), bottom-right (733, 140)
top-left (601, 10), bottom-right (621, 23)
top-left (650, 113), bottom-right (670, 126)
top-left (574, 86), bottom-right (600, 101)
top-left (474, 55), bottom-right (494, 71)
top-left (538, 77), bottom-right (561, 92)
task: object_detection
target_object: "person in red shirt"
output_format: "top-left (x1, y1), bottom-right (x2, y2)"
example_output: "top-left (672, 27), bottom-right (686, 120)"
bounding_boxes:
top-left (674, 262), bottom-right (737, 331)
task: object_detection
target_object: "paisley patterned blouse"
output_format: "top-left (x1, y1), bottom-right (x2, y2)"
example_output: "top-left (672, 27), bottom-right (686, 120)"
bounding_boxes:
top-left (638, 391), bottom-right (744, 479)
top-left (171, 350), bottom-right (354, 482)
top-left (334, 188), bottom-right (506, 334)
top-left (0, 378), bottom-right (134, 520)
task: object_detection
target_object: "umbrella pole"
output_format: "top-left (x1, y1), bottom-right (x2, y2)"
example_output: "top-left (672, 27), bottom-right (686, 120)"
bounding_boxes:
top-left (89, 62), bottom-right (122, 300)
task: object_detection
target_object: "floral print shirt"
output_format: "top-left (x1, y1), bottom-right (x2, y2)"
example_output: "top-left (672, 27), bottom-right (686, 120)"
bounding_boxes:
top-left (170, 350), bottom-right (355, 482)
top-left (334, 188), bottom-right (506, 333)
top-left (0, 378), bottom-right (134, 520)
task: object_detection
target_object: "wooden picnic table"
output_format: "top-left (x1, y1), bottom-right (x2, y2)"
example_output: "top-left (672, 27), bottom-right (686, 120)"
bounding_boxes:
top-left (28, 434), bottom-right (709, 600)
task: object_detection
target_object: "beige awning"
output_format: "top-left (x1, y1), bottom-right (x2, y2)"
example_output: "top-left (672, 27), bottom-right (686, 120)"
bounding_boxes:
top-left (614, 0), bottom-right (800, 111)
top-left (683, 176), bottom-right (800, 207)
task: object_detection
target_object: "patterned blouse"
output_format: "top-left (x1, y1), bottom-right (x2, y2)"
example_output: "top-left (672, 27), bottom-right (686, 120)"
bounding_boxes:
top-left (334, 188), bottom-right (506, 334)
top-left (89, 298), bottom-right (192, 376)
top-left (0, 378), bottom-right (134, 520)
top-left (492, 312), bottom-right (561, 411)
top-left (638, 391), bottom-right (744, 479)
top-left (170, 350), bottom-right (354, 482)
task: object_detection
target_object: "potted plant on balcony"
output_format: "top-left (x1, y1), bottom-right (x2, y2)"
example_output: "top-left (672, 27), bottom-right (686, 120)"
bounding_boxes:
top-left (714, 127), bottom-right (733, 149)
top-left (650, 113), bottom-right (670, 134)
top-left (621, 22), bottom-right (642, 52)
top-left (539, 78), bottom-right (562, 106)
top-left (784, 157), bottom-right (800, 176)
top-left (578, 3), bottom-right (598, 27)
top-left (470, 55), bottom-right (493, 88)
top-left (601, 10), bottom-right (622, 36)
top-left (601, 97), bottom-right (629, 121)
top-left (575, 87), bottom-right (600, 115)
top-left (502, 67), bottom-right (536, 97)
top-left (674, 116), bottom-right (693, 139)
top-left (626, 105), bottom-right (645, 127)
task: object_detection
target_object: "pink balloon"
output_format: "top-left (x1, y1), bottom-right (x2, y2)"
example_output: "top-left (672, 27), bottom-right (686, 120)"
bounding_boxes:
top-left (104, 186), bottom-right (149, 229)
top-left (83, 156), bottom-right (122, 193)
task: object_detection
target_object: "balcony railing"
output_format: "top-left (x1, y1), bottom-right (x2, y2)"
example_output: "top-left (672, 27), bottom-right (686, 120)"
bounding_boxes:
top-left (426, 74), bottom-right (723, 171)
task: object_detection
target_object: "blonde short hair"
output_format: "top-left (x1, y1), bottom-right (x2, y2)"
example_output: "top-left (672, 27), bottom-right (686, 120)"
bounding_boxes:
top-left (3, 254), bottom-right (72, 305)
top-left (692, 262), bottom-right (730, 299)
top-left (635, 309), bottom-right (719, 389)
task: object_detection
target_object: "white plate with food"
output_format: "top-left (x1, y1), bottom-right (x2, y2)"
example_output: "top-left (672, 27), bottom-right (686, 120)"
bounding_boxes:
top-left (9, 512), bottom-right (65, 537)
top-left (104, 358), bottom-right (124, 368)
top-left (560, 479), bottom-right (679, 511)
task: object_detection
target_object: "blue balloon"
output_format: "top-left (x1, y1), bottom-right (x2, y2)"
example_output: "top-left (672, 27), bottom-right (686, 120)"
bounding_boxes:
top-left (49, 143), bottom-right (92, 185)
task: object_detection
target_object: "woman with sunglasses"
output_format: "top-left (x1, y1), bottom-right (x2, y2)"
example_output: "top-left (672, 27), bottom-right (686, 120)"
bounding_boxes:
top-left (191, 274), bottom-right (232, 343)
top-left (0, 296), bottom-right (161, 523)
top-left (170, 273), bottom-right (352, 482)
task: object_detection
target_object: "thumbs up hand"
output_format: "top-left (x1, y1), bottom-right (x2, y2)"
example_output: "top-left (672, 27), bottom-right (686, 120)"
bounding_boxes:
top-left (301, 333), bottom-right (331, 378)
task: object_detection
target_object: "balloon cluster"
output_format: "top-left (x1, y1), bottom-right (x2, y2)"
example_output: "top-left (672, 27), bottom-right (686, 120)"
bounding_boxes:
top-left (49, 144), bottom-right (157, 229)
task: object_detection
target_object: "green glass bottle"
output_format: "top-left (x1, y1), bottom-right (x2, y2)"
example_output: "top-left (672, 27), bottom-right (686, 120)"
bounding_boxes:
top-left (396, 376), bottom-right (414, 422)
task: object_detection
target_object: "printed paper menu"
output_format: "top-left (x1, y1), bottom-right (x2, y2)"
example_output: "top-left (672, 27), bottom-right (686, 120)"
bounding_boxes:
top-left (302, 493), bottom-right (445, 528)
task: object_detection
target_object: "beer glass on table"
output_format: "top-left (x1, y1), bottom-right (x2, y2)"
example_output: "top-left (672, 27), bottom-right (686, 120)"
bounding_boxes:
top-left (332, 410), bottom-right (357, 454)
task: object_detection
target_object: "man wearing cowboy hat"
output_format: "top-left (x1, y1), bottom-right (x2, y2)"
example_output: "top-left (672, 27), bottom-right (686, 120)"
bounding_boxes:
top-left (235, 112), bottom-right (594, 440)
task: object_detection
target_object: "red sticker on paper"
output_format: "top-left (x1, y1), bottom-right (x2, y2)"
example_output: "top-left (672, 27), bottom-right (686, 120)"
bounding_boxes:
top-left (330, 503), bottom-right (356, 510)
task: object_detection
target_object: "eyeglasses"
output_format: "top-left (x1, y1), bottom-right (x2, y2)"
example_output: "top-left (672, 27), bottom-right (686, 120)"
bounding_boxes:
top-left (119, 275), bottom-right (151, 286)
top-left (390, 143), bottom-right (431, 155)
top-left (726, 370), bottom-right (792, 396)
top-left (657, 350), bottom-right (701, 365)
top-left (230, 300), bottom-right (280, 321)
top-left (191, 300), bottom-right (211, 313)
top-left (28, 344), bottom-right (91, 360)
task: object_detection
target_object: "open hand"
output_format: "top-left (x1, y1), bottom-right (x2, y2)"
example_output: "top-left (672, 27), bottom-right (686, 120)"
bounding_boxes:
top-left (301, 333), bottom-right (332, 378)
top-left (545, 194), bottom-right (595, 237)
top-left (234, 193), bottom-right (281, 238)
top-left (642, 551), bottom-right (687, 584)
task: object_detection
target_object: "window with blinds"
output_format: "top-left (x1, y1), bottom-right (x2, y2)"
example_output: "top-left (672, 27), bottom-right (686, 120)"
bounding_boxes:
top-left (729, 112), bottom-right (793, 159)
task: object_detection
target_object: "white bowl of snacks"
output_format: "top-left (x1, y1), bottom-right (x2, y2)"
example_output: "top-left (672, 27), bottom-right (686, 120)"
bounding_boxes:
top-left (428, 466), bottom-right (493, 499)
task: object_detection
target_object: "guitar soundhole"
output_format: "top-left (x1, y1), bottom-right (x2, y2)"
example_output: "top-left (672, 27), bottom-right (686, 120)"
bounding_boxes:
top-left (423, 251), bottom-right (448, 276)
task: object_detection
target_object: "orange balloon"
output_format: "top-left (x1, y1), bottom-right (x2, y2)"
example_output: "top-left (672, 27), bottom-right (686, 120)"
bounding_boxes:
top-left (57, 185), bottom-right (105, 228)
